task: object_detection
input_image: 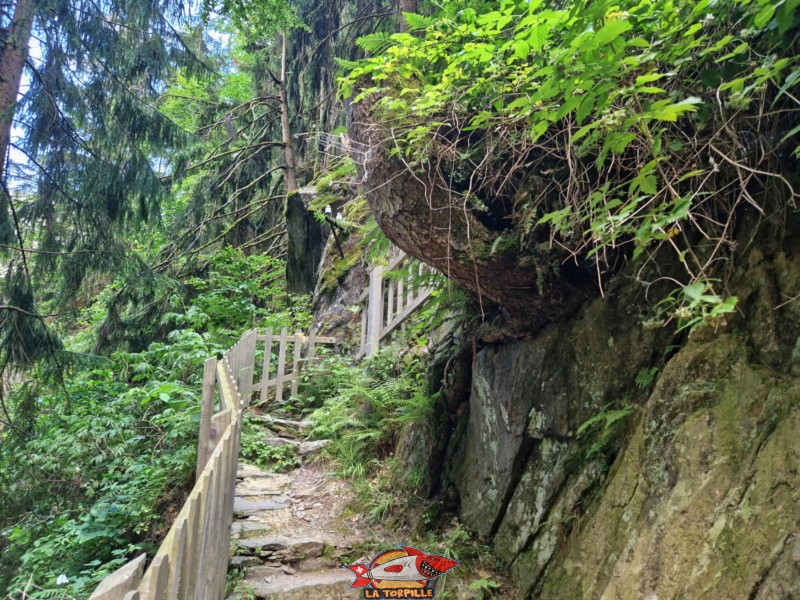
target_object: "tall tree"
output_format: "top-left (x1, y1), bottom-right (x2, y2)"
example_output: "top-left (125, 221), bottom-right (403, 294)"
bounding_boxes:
top-left (0, 0), bottom-right (198, 384)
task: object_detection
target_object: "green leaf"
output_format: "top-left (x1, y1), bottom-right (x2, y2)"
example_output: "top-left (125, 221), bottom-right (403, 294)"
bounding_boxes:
top-left (753, 4), bottom-right (775, 28)
top-left (514, 39), bottom-right (530, 59)
top-left (576, 93), bottom-right (595, 124)
top-left (635, 73), bottom-right (667, 86)
top-left (683, 281), bottom-right (706, 301)
top-left (649, 97), bottom-right (702, 122)
top-left (594, 18), bottom-right (632, 46)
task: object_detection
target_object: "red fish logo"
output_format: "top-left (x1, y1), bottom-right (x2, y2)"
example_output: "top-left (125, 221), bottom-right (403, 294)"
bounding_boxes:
top-left (342, 546), bottom-right (458, 597)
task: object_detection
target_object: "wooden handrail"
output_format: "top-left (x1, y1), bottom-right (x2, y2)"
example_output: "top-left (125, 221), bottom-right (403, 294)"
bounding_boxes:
top-left (358, 250), bottom-right (435, 357)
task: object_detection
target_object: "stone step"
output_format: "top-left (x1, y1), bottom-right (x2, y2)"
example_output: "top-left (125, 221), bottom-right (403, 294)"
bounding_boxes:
top-left (233, 497), bottom-right (291, 517)
top-left (241, 566), bottom-right (354, 600)
top-left (236, 535), bottom-right (327, 560)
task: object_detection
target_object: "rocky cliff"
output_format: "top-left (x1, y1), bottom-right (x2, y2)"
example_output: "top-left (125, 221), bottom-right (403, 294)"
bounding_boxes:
top-left (431, 221), bottom-right (800, 598)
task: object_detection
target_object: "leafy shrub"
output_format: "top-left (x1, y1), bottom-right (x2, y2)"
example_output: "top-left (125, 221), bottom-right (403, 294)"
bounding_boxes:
top-left (343, 0), bottom-right (798, 329)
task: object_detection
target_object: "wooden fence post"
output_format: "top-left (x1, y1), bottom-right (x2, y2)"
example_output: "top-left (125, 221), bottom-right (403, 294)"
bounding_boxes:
top-left (259, 328), bottom-right (274, 403)
top-left (290, 331), bottom-right (303, 397)
top-left (196, 357), bottom-right (217, 479)
top-left (275, 328), bottom-right (288, 403)
top-left (365, 265), bottom-right (383, 357)
top-left (88, 554), bottom-right (146, 600)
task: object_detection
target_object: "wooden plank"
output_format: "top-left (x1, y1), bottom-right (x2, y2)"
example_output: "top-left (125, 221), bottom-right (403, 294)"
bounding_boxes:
top-left (203, 446), bottom-right (222, 599)
top-left (359, 306), bottom-right (367, 357)
top-left (123, 591), bottom-right (140, 600)
top-left (192, 466), bottom-right (216, 600)
top-left (166, 520), bottom-right (186, 600)
top-left (136, 555), bottom-right (169, 600)
top-left (209, 410), bottom-right (231, 455)
top-left (89, 554), bottom-right (146, 600)
top-left (386, 249), bottom-right (407, 272)
top-left (178, 496), bottom-right (200, 600)
top-left (386, 280), bottom-right (395, 324)
top-left (397, 277), bottom-right (404, 313)
top-left (245, 328), bottom-right (257, 403)
top-left (365, 266), bottom-right (383, 357)
top-left (380, 289), bottom-right (432, 340)
top-left (259, 328), bottom-right (274, 403)
top-left (290, 330), bottom-right (303, 397)
top-left (215, 430), bottom-right (238, 600)
top-left (275, 328), bottom-right (288, 404)
top-left (196, 357), bottom-right (217, 479)
top-left (256, 333), bottom-right (336, 344)
top-left (306, 328), bottom-right (317, 368)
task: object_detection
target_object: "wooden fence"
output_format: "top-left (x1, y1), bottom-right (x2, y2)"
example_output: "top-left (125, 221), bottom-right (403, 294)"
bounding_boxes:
top-left (89, 327), bottom-right (334, 600)
top-left (357, 250), bottom-right (435, 357)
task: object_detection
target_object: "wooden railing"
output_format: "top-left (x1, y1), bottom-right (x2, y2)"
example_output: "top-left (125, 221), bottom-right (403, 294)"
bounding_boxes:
top-left (357, 250), bottom-right (435, 357)
top-left (255, 328), bottom-right (335, 404)
top-left (89, 326), bottom-right (334, 600)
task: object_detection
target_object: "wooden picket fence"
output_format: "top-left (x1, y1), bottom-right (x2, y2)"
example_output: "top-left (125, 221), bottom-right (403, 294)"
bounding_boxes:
top-left (357, 250), bottom-right (435, 357)
top-left (89, 326), bottom-right (335, 600)
top-left (255, 328), bottom-right (336, 404)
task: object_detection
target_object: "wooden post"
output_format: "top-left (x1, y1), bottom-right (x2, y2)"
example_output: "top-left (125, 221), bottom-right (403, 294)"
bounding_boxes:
top-left (275, 328), bottom-right (288, 403)
top-left (387, 280), bottom-right (395, 325)
top-left (88, 554), bottom-right (146, 600)
top-left (397, 277), bottom-right (404, 313)
top-left (365, 266), bottom-right (383, 357)
top-left (196, 357), bottom-right (217, 479)
top-left (259, 328), bottom-right (274, 403)
top-left (359, 305), bottom-right (367, 356)
top-left (241, 329), bottom-right (256, 406)
top-left (178, 497), bottom-right (200, 600)
top-left (137, 555), bottom-right (168, 600)
top-left (290, 331), bottom-right (303, 397)
top-left (307, 328), bottom-right (317, 367)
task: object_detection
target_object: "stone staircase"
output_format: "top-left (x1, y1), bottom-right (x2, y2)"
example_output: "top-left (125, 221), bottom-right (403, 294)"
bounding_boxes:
top-left (229, 419), bottom-right (369, 599)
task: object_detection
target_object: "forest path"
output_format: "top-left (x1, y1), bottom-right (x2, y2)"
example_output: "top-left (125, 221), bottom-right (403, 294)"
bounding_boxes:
top-left (228, 417), bottom-right (372, 599)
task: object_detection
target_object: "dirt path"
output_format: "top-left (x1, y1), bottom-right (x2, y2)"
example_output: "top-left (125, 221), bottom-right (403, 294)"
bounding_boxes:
top-left (229, 424), bottom-right (374, 599)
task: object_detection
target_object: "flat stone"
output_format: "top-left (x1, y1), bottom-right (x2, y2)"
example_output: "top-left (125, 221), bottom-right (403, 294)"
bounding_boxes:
top-left (234, 498), bottom-right (290, 517)
top-left (243, 567), bottom-right (353, 599)
top-left (294, 556), bottom-right (338, 572)
top-left (232, 521), bottom-right (273, 535)
top-left (238, 537), bottom-right (289, 553)
top-left (238, 464), bottom-right (276, 478)
top-left (264, 437), bottom-right (299, 447)
top-left (237, 536), bottom-right (326, 559)
top-left (264, 416), bottom-right (312, 430)
top-left (230, 556), bottom-right (261, 569)
top-left (297, 440), bottom-right (332, 456)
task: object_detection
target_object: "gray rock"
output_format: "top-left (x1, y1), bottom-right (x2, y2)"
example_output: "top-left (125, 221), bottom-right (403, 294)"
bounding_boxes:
top-left (233, 498), bottom-right (290, 517)
top-left (230, 556), bottom-right (261, 569)
top-left (242, 567), bottom-right (353, 600)
top-left (297, 440), bottom-right (332, 456)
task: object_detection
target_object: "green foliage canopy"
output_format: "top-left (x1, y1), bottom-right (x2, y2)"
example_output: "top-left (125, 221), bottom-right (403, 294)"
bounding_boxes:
top-left (344, 0), bottom-right (799, 328)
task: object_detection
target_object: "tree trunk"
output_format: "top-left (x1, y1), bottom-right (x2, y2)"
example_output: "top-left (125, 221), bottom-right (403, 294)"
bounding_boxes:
top-left (279, 33), bottom-right (297, 193)
top-left (281, 33), bottom-right (326, 293)
top-left (349, 94), bottom-right (596, 323)
top-left (0, 0), bottom-right (36, 182)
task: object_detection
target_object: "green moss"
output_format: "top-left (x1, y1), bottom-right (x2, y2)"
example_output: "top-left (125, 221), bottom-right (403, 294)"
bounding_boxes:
top-left (319, 244), bottom-right (362, 294)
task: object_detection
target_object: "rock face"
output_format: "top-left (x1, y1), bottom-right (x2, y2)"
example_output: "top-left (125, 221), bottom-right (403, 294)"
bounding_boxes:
top-left (286, 186), bottom-right (328, 294)
top-left (438, 235), bottom-right (800, 598)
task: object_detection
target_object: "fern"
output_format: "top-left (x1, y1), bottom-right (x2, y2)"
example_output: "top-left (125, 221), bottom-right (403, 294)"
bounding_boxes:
top-left (402, 12), bottom-right (435, 31)
top-left (355, 32), bottom-right (393, 55)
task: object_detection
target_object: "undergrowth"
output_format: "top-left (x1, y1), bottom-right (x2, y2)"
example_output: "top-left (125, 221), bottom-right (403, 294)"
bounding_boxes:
top-left (0, 250), bottom-right (309, 597)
